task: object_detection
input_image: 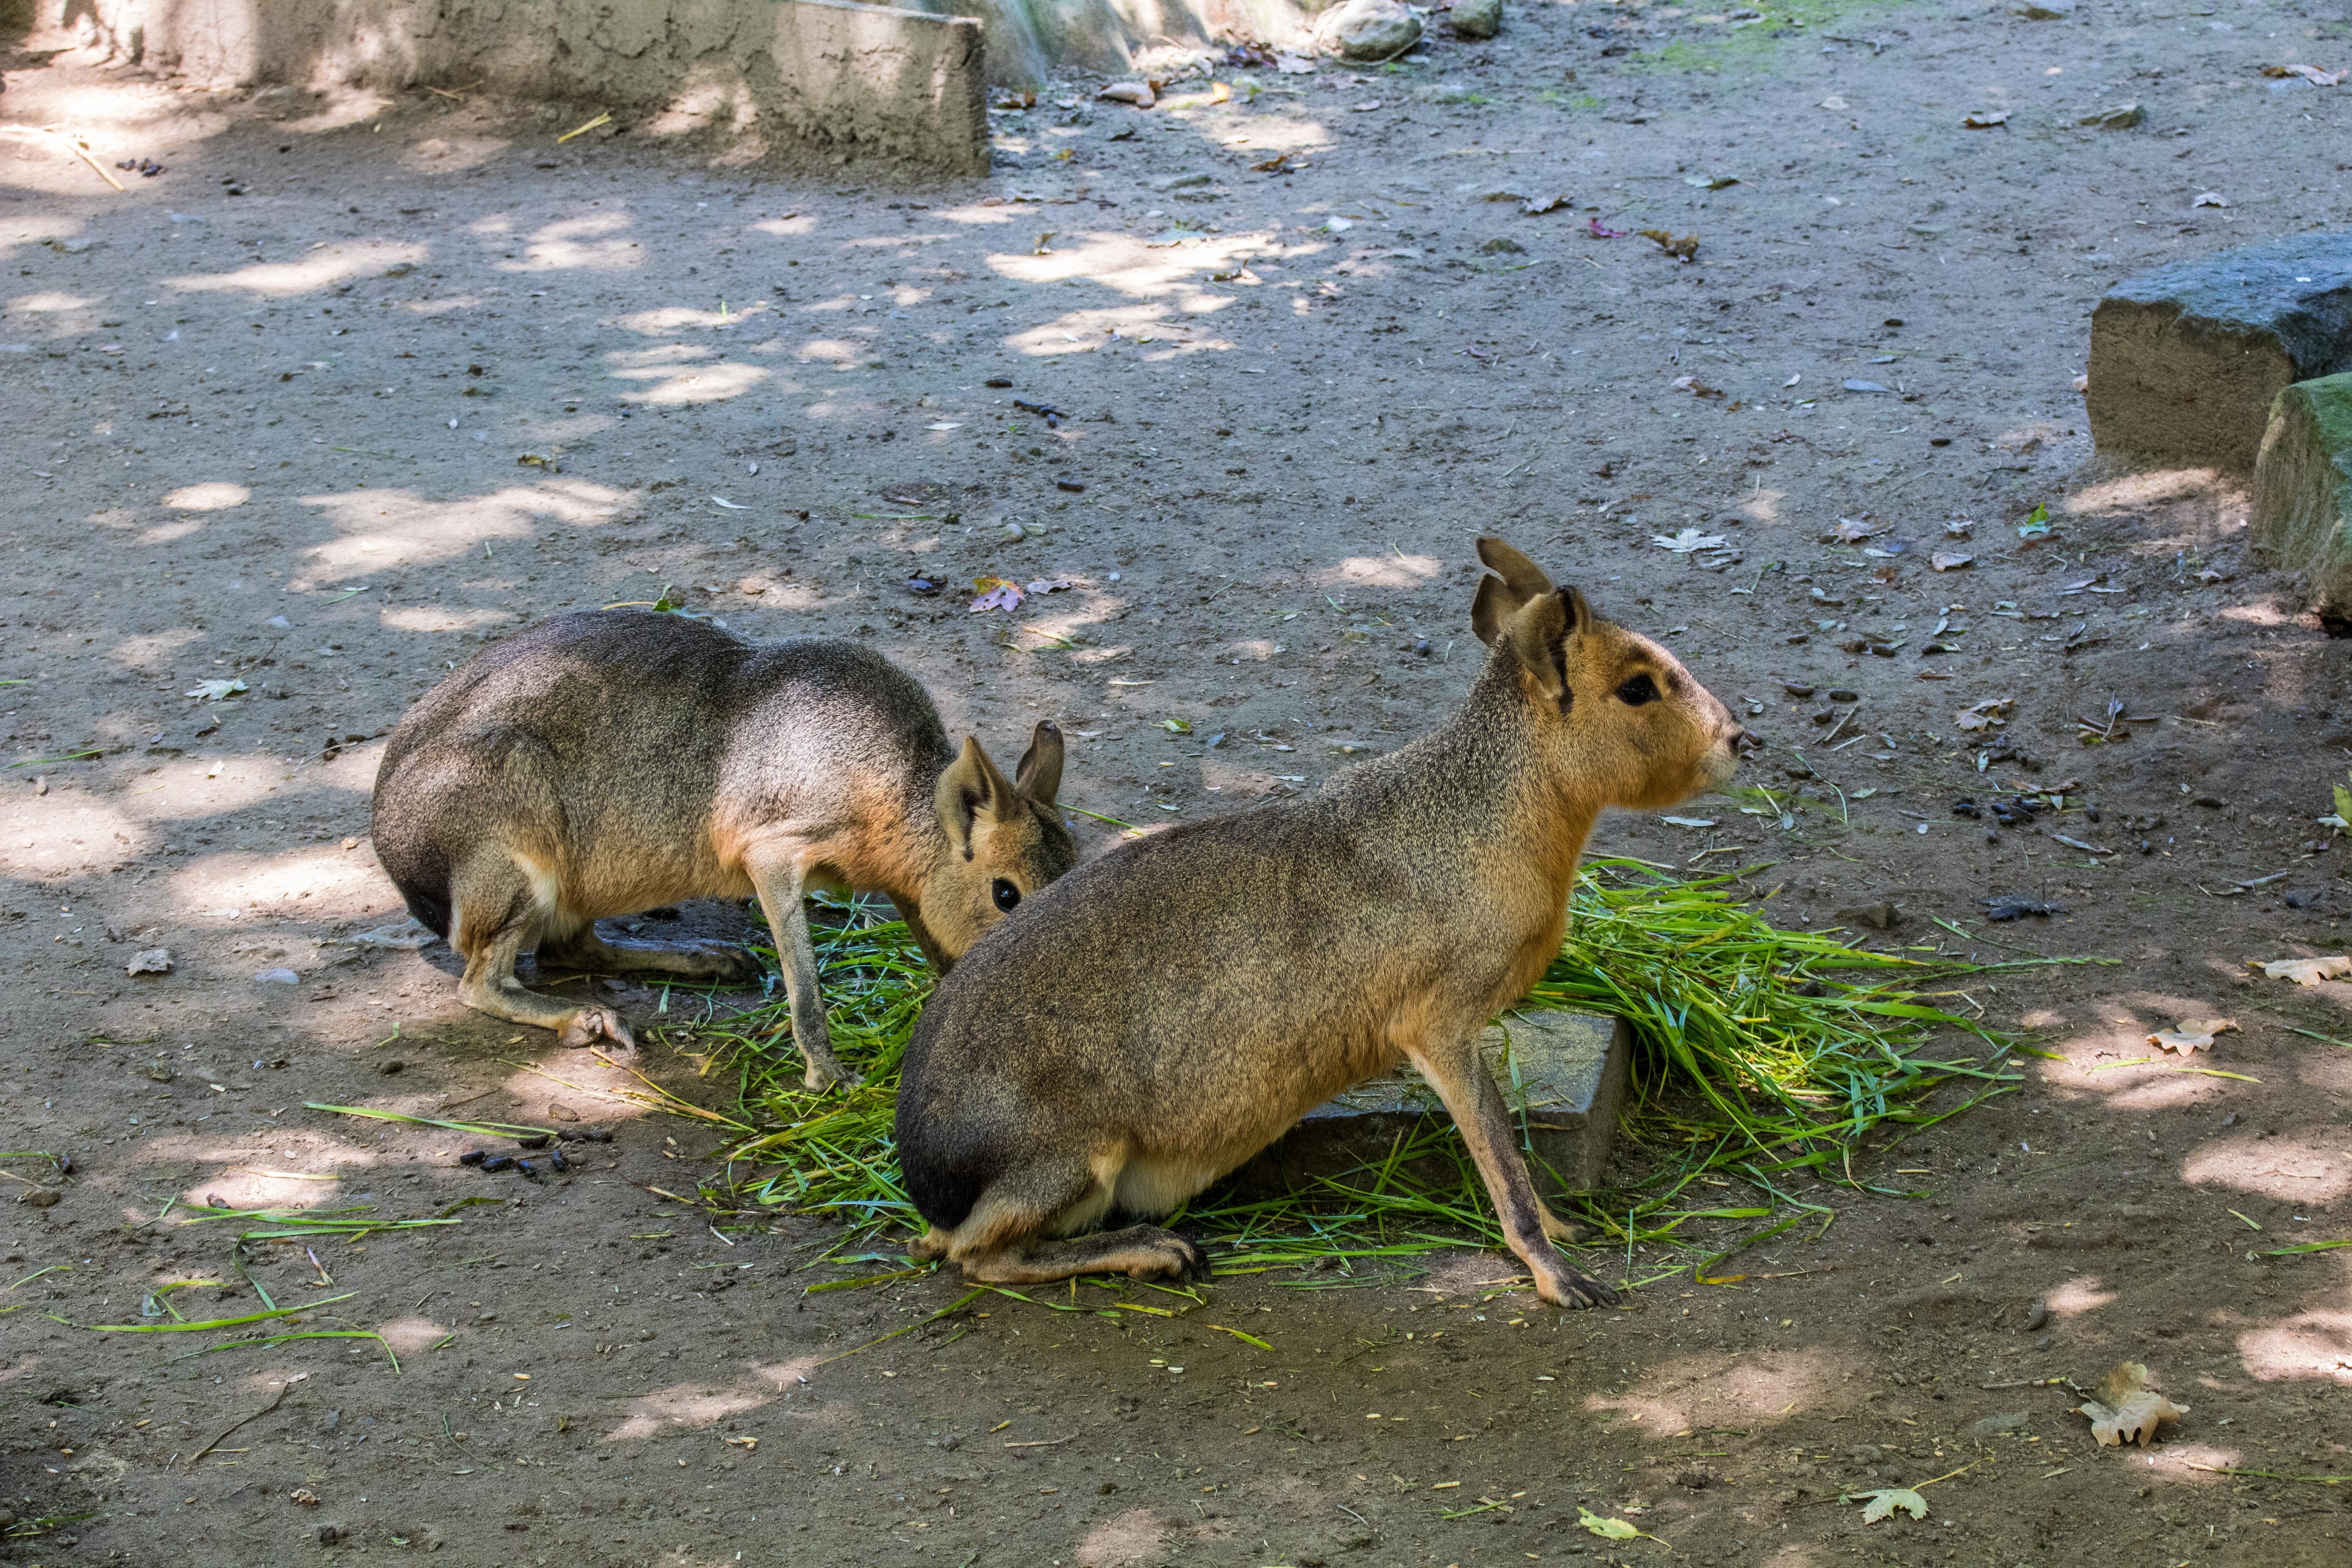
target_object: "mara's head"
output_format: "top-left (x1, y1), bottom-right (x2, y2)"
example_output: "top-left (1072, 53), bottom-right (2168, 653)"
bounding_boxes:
top-left (1470, 536), bottom-right (1750, 810)
top-left (920, 720), bottom-right (1081, 956)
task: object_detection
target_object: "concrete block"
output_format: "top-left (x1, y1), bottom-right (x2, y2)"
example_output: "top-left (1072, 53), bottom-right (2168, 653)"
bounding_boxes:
top-left (770, 0), bottom-right (988, 175)
top-left (2253, 372), bottom-right (2352, 616)
top-left (1230, 1009), bottom-right (1630, 1202)
top-left (2088, 232), bottom-right (2352, 470)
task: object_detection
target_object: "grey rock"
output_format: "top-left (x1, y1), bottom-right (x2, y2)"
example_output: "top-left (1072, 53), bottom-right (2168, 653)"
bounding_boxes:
top-left (2253, 371), bottom-right (2352, 615)
top-left (1480, 235), bottom-right (1525, 255)
top-left (1972, 1411), bottom-right (2031, 1436)
top-left (2079, 101), bottom-right (2142, 129)
top-left (341, 917), bottom-right (441, 951)
top-left (1233, 1010), bottom-right (1629, 1198)
top-left (1450, 0), bottom-right (1503, 39)
top-left (1150, 172), bottom-right (1212, 192)
top-left (1414, 81), bottom-right (1479, 105)
top-left (125, 948), bottom-right (173, 976)
top-left (255, 967), bottom-right (301, 985)
top-left (2087, 231), bottom-right (2352, 470)
top-left (2011, 0), bottom-right (2073, 15)
top-left (1328, 0), bottom-right (1422, 61)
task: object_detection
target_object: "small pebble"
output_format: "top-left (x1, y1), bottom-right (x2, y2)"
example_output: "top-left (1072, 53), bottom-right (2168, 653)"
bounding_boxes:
top-left (2023, 1301), bottom-right (2051, 1331)
top-left (1827, 688), bottom-right (1859, 702)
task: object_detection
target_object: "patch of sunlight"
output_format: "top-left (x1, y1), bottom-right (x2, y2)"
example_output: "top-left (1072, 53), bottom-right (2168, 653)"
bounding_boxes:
top-left (2216, 600), bottom-right (2297, 627)
top-left (1004, 302), bottom-right (1232, 361)
top-left (603, 1369), bottom-right (803, 1443)
top-left (2143, 1441), bottom-right (2247, 1480)
top-left (137, 519), bottom-right (206, 545)
top-left (401, 136), bottom-right (510, 173)
top-left (1736, 485), bottom-right (1787, 525)
top-left (2064, 468), bottom-right (2234, 516)
top-left (8, 291), bottom-right (100, 314)
top-left (164, 481), bottom-right (251, 511)
top-left (1582, 1347), bottom-right (1846, 1437)
top-left (296, 479), bottom-right (629, 578)
top-left (1328, 553), bottom-right (1443, 589)
top-left (789, 337), bottom-right (869, 365)
top-left (110, 627), bottom-right (209, 672)
top-left (377, 1316), bottom-right (457, 1353)
top-left (749, 215), bottom-right (818, 238)
top-left (167, 844), bottom-right (388, 921)
top-left (380, 605), bottom-right (519, 634)
top-left (990, 230), bottom-right (1276, 301)
top-left (2237, 1309), bottom-right (2352, 1385)
top-left (2046, 1275), bottom-right (2117, 1320)
top-left (603, 345), bottom-right (773, 405)
top-left (270, 90), bottom-right (395, 134)
top-left (0, 795), bottom-right (150, 874)
top-left (167, 241), bottom-right (430, 300)
top-left (510, 212), bottom-right (646, 274)
top-left (616, 301), bottom-right (773, 335)
top-left (2180, 1134), bottom-right (2352, 1202)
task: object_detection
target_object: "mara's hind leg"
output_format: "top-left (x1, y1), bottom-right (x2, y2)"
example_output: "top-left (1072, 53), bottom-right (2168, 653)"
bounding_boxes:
top-left (935, 1160), bottom-right (1208, 1287)
top-left (536, 922), bottom-right (760, 985)
top-left (956, 1225), bottom-right (1208, 1287)
top-left (450, 853), bottom-right (634, 1051)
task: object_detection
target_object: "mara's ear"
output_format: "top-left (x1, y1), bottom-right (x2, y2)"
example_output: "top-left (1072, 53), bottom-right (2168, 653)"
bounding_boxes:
top-left (1014, 719), bottom-right (1063, 807)
top-left (1502, 586), bottom-right (1590, 712)
top-left (934, 736), bottom-right (1015, 858)
top-left (1475, 537), bottom-right (1555, 602)
top-left (1470, 572), bottom-right (1515, 645)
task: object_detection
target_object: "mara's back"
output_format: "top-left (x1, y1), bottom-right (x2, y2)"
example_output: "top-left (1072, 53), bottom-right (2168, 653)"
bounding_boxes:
top-left (372, 609), bottom-right (951, 929)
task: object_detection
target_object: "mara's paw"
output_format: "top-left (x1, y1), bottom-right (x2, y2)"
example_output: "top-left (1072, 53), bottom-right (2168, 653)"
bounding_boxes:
top-left (1534, 1261), bottom-right (1618, 1311)
top-left (687, 941), bottom-right (762, 984)
top-left (559, 1007), bottom-right (635, 1051)
top-left (799, 1054), bottom-right (864, 1093)
top-left (1128, 1232), bottom-right (1209, 1284)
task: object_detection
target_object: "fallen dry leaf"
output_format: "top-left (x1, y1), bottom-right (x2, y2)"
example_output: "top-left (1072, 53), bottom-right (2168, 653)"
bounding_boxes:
top-left (1962, 109), bottom-right (2010, 128)
top-left (2264, 63), bottom-right (2347, 86)
top-left (1098, 80), bottom-right (1156, 108)
top-left (1952, 697), bottom-right (2014, 732)
top-left (2192, 191), bottom-right (2229, 208)
top-left (1652, 527), bottom-right (1730, 554)
top-left (2249, 954), bottom-right (2352, 985)
top-left (968, 576), bottom-right (1025, 613)
top-left (1638, 228), bottom-right (1700, 261)
top-left (1858, 1487), bottom-right (1927, 1524)
top-left (2146, 1017), bottom-right (2236, 1054)
top-left (1931, 551), bottom-right (1975, 572)
top-left (2075, 1362), bottom-right (2187, 1447)
top-left (1834, 517), bottom-right (1881, 544)
top-left (1670, 374), bottom-right (1725, 398)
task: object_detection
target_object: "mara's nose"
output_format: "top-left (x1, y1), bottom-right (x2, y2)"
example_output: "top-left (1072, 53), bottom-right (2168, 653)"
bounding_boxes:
top-left (1730, 728), bottom-right (1759, 757)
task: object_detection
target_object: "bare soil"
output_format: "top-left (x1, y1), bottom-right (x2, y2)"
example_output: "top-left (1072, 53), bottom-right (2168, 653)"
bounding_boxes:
top-left (5, 3), bottom-right (2351, 1565)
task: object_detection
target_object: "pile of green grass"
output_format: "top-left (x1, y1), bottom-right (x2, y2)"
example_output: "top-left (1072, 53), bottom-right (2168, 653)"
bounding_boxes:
top-left (664, 859), bottom-right (2040, 1286)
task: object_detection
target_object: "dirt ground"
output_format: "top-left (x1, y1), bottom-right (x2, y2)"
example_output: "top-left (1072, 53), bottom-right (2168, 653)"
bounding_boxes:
top-left (5, 1), bottom-right (2352, 1563)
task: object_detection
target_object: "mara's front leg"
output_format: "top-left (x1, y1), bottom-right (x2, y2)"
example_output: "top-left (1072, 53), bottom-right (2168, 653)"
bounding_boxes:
top-left (744, 852), bottom-right (859, 1092)
top-left (1407, 1029), bottom-right (1618, 1309)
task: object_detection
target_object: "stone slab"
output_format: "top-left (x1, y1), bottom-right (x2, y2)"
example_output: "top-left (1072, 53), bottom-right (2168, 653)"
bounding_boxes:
top-left (74, 0), bottom-right (990, 173)
top-left (1228, 1009), bottom-right (1631, 1202)
top-left (2087, 232), bottom-right (2352, 470)
top-left (2253, 372), bottom-right (2352, 616)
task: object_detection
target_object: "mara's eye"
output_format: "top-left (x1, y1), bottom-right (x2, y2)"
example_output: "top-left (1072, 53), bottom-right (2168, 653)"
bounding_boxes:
top-left (991, 878), bottom-right (1022, 913)
top-left (1614, 672), bottom-right (1661, 707)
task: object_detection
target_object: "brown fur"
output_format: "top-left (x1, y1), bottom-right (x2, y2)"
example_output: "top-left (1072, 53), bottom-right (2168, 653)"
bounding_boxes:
top-left (895, 539), bottom-right (1749, 1307)
top-left (371, 609), bottom-right (1078, 1088)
